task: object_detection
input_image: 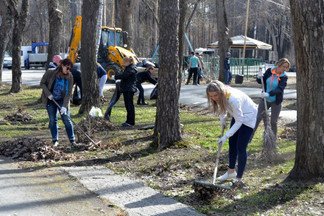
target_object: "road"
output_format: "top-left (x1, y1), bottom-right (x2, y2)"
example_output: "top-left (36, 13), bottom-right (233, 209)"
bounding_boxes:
top-left (2, 68), bottom-right (297, 123)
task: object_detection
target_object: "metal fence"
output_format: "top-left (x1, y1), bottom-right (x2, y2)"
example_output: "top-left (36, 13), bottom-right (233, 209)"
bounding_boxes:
top-left (199, 56), bottom-right (264, 81)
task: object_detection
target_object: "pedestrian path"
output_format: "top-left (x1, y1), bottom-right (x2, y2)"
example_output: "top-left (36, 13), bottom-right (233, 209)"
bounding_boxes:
top-left (63, 166), bottom-right (204, 216)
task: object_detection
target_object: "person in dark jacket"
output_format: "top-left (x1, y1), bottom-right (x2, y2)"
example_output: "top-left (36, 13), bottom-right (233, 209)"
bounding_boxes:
top-left (136, 66), bottom-right (157, 105)
top-left (224, 52), bottom-right (232, 85)
top-left (115, 56), bottom-right (137, 127)
top-left (253, 58), bottom-right (290, 139)
top-left (40, 58), bottom-right (76, 147)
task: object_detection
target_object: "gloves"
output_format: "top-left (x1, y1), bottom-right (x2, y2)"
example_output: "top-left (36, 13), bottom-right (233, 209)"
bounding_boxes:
top-left (60, 107), bottom-right (67, 115)
top-left (257, 69), bottom-right (263, 78)
top-left (260, 92), bottom-right (269, 98)
top-left (218, 135), bottom-right (227, 146)
top-left (48, 94), bottom-right (53, 100)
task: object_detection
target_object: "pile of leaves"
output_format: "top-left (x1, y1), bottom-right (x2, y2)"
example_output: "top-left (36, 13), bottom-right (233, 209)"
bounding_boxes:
top-left (279, 121), bottom-right (297, 140)
top-left (4, 108), bottom-right (33, 123)
top-left (0, 137), bottom-right (64, 161)
top-left (75, 116), bottom-right (115, 144)
top-left (76, 116), bottom-right (115, 133)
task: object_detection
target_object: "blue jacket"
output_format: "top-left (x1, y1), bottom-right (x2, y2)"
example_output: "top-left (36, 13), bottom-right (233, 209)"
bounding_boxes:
top-left (257, 68), bottom-right (288, 105)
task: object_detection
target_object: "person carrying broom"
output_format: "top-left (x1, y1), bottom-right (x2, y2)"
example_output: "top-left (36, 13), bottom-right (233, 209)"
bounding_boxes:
top-left (206, 80), bottom-right (257, 186)
top-left (253, 58), bottom-right (291, 140)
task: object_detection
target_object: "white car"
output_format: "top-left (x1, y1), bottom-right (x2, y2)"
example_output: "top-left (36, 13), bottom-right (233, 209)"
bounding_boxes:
top-left (3, 52), bottom-right (12, 69)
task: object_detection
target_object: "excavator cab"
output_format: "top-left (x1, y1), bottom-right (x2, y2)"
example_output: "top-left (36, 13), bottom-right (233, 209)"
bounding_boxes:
top-left (68, 16), bottom-right (139, 82)
top-left (98, 27), bottom-right (138, 81)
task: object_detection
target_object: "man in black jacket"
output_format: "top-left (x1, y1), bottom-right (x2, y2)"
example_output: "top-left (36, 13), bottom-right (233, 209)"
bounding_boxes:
top-left (136, 66), bottom-right (157, 105)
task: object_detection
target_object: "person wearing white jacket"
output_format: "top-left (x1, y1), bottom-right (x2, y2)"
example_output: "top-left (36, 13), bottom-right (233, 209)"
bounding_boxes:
top-left (206, 80), bottom-right (257, 186)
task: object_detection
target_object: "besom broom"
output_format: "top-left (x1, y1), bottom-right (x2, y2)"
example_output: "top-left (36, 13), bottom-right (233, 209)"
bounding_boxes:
top-left (259, 67), bottom-right (278, 161)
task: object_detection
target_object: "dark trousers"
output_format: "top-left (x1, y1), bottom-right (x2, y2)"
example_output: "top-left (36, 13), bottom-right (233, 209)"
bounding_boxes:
top-left (228, 118), bottom-right (253, 178)
top-left (255, 99), bottom-right (282, 137)
top-left (123, 91), bottom-right (135, 125)
top-left (186, 67), bottom-right (198, 85)
top-left (104, 81), bottom-right (121, 120)
top-left (136, 82), bottom-right (145, 104)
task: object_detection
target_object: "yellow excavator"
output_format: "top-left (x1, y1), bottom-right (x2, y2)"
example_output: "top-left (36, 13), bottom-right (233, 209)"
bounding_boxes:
top-left (67, 16), bottom-right (139, 81)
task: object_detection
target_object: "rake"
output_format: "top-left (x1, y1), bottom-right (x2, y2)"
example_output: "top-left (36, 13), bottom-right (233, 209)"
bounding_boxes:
top-left (193, 126), bottom-right (233, 198)
top-left (52, 99), bottom-right (101, 145)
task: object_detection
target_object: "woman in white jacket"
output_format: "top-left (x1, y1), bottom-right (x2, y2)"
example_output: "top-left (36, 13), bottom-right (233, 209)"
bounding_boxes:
top-left (206, 80), bottom-right (257, 185)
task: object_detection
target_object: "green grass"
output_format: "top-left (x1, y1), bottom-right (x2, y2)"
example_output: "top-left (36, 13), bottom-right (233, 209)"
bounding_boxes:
top-left (0, 83), bottom-right (322, 216)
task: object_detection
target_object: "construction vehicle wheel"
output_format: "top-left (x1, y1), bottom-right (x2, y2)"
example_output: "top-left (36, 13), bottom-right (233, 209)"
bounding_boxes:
top-left (106, 64), bottom-right (121, 84)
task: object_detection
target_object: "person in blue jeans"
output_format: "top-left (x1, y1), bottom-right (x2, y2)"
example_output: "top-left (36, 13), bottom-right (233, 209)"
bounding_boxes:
top-left (40, 58), bottom-right (76, 147)
top-left (224, 52), bottom-right (232, 85)
top-left (206, 80), bottom-right (257, 186)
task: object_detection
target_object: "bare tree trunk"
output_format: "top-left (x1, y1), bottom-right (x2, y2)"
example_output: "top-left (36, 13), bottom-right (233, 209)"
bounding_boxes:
top-left (154, 0), bottom-right (181, 150)
top-left (178, 0), bottom-right (187, 94)
top-left (152, 0), bottom-right (158, 48)
top-left (121, 0), bottom-right (134, 48)
top-left (216, 0), bottom-right (230, 83)
top-left (79, 0), bottom-right (100, 114)
top-left (9, 0), bottom-right (29, 93)
top-left (287, 0), bottom-right (324, 181)
top-left (47, 0), bottom-right (63, 67)
top-left (0, 0), bottom-right (13, 84)
top-left (114, 0), bottom-right (122, 27)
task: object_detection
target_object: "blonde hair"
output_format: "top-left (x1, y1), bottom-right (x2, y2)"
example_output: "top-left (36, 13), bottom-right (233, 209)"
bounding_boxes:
top-left (206, 80), bottom-right (230, 115)
top-left (276, 58), bottom-right (291, 68)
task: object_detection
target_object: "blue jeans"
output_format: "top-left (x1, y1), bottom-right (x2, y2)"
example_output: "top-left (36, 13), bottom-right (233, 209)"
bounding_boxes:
top-left (224, 70), bottom-right (232, 84)
top-left (46, 100), bottom-right (75, 143)
top-left (228, 118), bottom-right (253, 178)
top-left (104, 81), bottom-right (121, 120)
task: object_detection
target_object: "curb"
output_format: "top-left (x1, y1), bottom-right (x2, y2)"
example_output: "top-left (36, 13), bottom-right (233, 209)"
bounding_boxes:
top-left (63, 166), bottom-right (204, 216)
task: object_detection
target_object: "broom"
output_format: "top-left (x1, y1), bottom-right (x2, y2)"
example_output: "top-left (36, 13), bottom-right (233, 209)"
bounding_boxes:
top-left (260, 71), bottom-right (278, 161)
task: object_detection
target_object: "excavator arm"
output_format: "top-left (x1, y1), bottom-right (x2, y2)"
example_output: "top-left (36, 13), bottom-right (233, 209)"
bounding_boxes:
top-left (67, 16), bottom-right (82, 64)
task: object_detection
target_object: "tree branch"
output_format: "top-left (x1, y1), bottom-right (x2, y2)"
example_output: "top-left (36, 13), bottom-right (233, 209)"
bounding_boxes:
top-left (141, 0), bottom-right (159, 25)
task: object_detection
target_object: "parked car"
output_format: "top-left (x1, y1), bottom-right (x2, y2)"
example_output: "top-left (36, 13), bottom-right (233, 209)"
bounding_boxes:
top-left (3, 52), bottom-right (12, 69)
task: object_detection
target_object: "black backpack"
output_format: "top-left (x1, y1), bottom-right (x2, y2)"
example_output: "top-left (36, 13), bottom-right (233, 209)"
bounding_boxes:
top-left (150, 84), bottom-right (158, 100)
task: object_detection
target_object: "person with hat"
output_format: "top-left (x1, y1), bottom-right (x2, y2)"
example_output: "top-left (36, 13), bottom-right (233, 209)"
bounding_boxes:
top-left (48, 55), bottom-right (63, 69)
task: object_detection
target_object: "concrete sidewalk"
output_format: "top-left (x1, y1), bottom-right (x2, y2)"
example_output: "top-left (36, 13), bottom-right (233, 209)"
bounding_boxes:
top-left (63, 166), bottom-right (204, 216)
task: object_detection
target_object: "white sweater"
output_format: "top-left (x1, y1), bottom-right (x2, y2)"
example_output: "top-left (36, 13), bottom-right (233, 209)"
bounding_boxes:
top-left (220, 88), bottom-right (257, 138)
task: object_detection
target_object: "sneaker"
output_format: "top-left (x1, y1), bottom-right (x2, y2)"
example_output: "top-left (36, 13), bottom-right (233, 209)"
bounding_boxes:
top-left (121, 122), bottom-right (133, 127)
top-left (139, 102), bottom-right (148, 105)
top-left (217, 171), bottom-right (237, 182)
top-left (53, 141), bottom-right (59, 147)
top-left (70, 141), bottom-right (77, 146)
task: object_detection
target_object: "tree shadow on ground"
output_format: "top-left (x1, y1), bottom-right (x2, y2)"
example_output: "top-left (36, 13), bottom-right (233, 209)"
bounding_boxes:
top-left (184, 181), bottom-right (315, 215)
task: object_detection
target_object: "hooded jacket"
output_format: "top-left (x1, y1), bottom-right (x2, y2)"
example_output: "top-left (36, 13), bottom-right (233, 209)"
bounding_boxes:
top-left (257, 68), bottom-right (288, 105)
